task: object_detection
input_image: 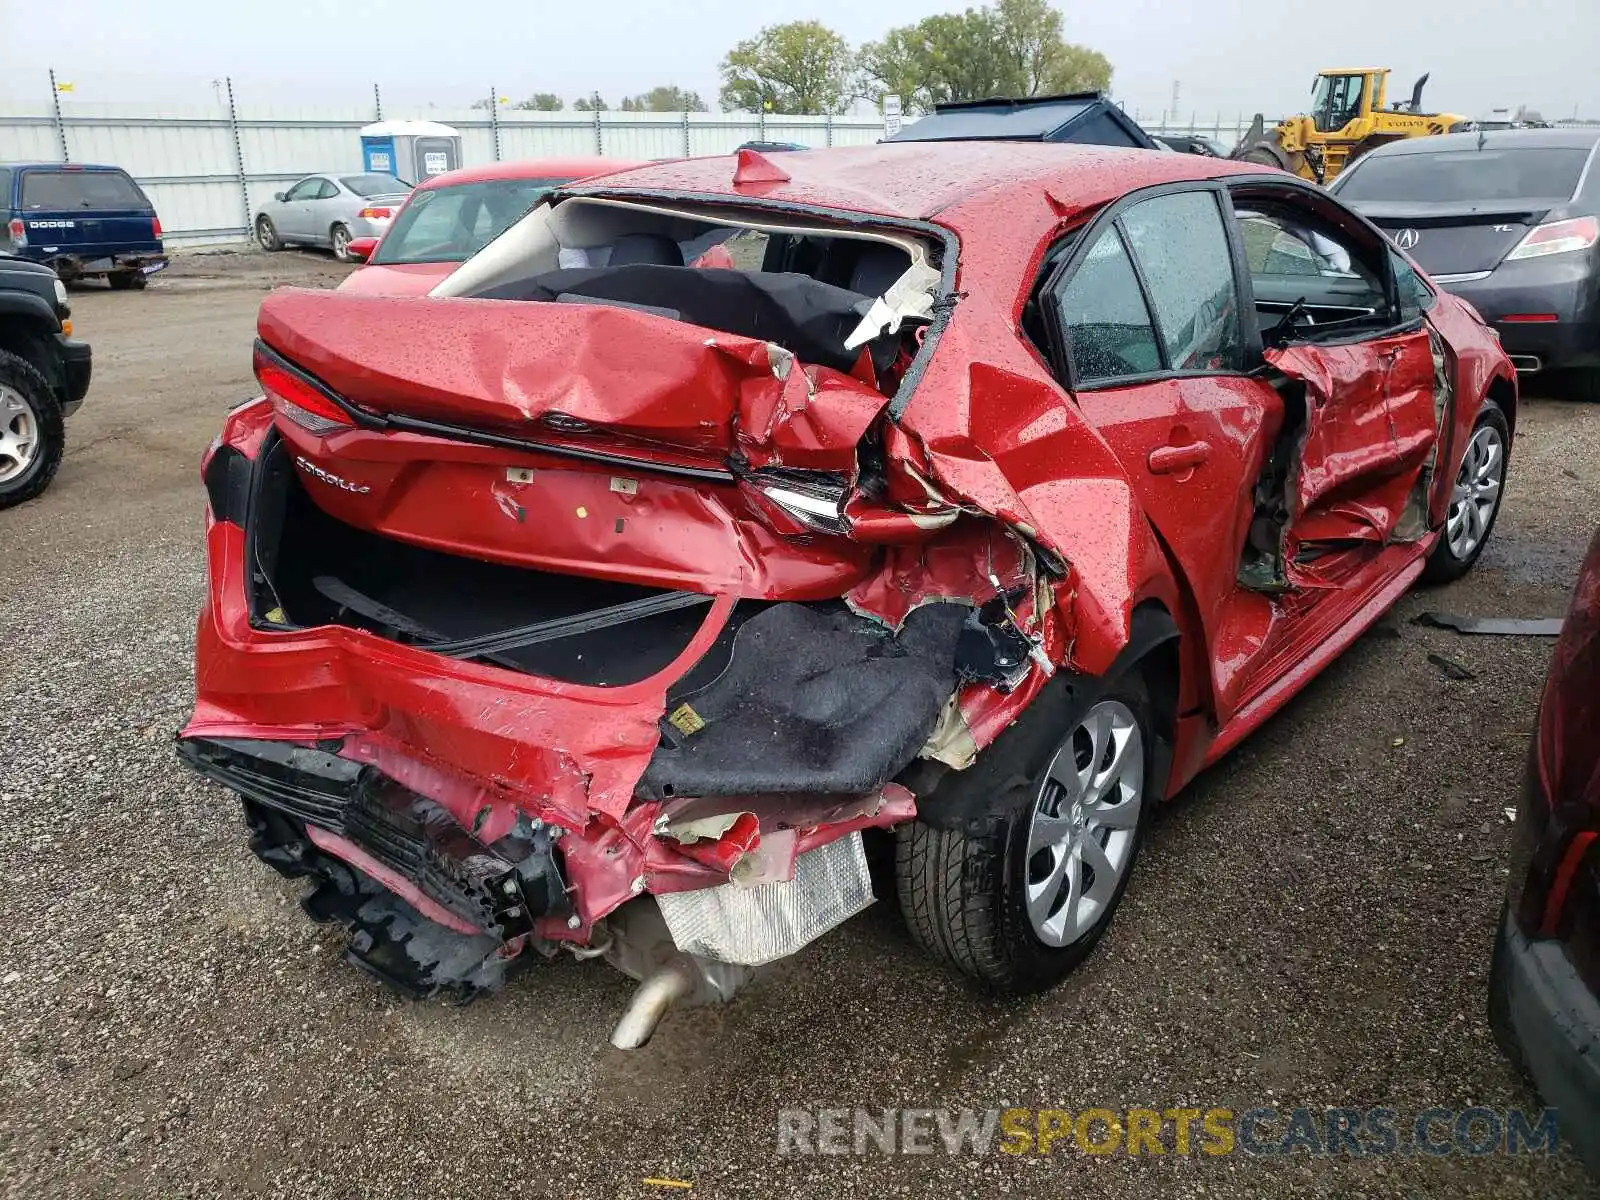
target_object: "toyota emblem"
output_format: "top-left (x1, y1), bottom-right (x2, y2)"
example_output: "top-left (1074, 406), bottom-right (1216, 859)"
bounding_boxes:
top-left (1392, 228), bottom-right (1421, 250)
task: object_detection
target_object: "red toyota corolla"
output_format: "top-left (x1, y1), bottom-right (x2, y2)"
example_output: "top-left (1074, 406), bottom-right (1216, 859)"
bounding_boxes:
top-left (181, 143), bottom-right (1516, 1046)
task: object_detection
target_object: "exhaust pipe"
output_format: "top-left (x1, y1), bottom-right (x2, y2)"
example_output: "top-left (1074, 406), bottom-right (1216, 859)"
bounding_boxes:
top-left (610, 957), bottom-right (700, 1049)
top-left (1507, 354), bottom-right (1543, 373)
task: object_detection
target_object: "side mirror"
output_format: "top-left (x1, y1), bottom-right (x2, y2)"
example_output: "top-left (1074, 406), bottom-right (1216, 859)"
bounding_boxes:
top-left (273, 191), bottom-right (286, 202)
top-left (345, 236), bottom-right (379, 262)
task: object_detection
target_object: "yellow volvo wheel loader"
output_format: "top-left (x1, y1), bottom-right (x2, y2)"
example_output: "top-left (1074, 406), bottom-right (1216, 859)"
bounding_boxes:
top-left (1232, 69), bottom-right (1466, 184)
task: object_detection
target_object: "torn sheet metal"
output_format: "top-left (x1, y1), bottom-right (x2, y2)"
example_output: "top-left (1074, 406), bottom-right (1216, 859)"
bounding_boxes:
top-left (894, 318), bottom-right (1168, 675)
top-left (1415, 612), bottom-right (1565, 637)
top-left (1264, 334), bottom-right (1440, 579)
top-left (257, 286), bottom-right (889, 467)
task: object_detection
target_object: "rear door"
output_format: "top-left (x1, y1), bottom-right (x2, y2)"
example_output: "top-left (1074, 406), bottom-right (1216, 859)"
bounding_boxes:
top-left (306, 177), bottom-right (345, 244)
top-left (1041, 184), bottom-right (1284, 717)
top-left (17, 166), bottom-right (157, 258)
top-left (1334, 143), bottom-right (1594, 275)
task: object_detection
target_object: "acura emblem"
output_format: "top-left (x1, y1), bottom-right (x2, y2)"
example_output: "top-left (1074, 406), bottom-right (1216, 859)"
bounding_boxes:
top-left (1392, 228), bottom-right (1421, 250)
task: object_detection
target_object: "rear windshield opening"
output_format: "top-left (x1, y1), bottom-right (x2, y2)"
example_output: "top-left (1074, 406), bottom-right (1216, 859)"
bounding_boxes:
top-left (21, 169), bottom-right (149, 211)
top-left (449, 197), bottom-right (942, 397)
top-left (372, 177), bottom-right (574, 265)
top-left (339, 173), bottom-right (409, 198)
top-left (1337, 147), bottom-right (1592, 203)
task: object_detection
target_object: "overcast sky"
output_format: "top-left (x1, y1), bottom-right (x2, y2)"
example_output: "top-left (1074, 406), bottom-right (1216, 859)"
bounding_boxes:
top-left (5, 0), bottom-right (1598, 122)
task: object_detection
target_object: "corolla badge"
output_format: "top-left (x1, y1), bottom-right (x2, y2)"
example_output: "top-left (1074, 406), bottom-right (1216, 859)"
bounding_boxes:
top-left (1392, 228), bottom-right (1421, 251)
top-left (295, 456), bottom-right (371, 494)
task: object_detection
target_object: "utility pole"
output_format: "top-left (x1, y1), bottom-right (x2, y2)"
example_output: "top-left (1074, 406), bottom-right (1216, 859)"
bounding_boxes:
top-left (1170, 80), bottom-right (1181, 129)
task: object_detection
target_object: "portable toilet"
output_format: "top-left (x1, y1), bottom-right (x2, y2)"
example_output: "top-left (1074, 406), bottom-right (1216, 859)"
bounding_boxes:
top-left (358, 120), bottom-right (463, 184)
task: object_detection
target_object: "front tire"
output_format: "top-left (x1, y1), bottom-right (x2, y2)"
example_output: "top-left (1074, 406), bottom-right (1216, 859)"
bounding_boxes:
top-left (330, 223), bottom-right (353, 262)
top-left (256, 215), bottom-right (282, 252)
top-left (0, 351), bottom-right (65, 510)
top-left (1422, 400), bottom-right (1510, 584)
top-left (896, 672), bottom-right (1157, 993)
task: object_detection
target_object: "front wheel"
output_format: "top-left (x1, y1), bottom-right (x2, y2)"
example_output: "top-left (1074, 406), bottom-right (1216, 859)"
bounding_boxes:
top-left (256, 215), bottom-right (282, 252)
top-left (896, 673), bottom-right (1157, 993)
top-left (1422, 401), bottom-right (1510, 583)
top-left (330, 223), bottom-right (353, 262)
top-left (0, 350), bottom-right (65, 509)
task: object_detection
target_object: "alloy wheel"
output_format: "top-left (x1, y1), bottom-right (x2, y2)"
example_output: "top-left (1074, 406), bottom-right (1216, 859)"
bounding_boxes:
top-left (1024, 698), bottom-right (1145, 947)
top-left (1446, 423), bottom-right (1505, 559)
top-left (0, 384), bottom-right (39, 484)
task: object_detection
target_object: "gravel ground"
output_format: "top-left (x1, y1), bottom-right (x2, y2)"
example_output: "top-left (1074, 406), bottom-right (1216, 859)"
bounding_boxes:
top-left (2, 248), bottom-right (1599, 1198)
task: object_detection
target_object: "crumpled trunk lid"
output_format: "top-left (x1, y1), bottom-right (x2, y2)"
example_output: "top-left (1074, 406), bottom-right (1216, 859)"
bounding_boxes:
top-left (256, 288), bottom-right (888, 475)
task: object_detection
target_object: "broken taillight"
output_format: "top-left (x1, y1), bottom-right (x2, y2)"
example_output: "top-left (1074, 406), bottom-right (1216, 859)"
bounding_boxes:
top-left (254, 345), bottom-right (355, 435)
top-left (740, 470), bottom-right (849, 536)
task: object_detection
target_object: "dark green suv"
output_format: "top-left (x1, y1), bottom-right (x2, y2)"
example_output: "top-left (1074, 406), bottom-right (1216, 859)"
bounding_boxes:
top-left (0, 252), bottom-right (91, 508)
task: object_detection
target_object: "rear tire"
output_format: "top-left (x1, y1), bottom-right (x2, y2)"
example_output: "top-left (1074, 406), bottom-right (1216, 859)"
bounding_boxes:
top-left (1551, 369), bottom-right (1600, 404)
top-left (1422, 400), bottom-right (1510, 584)
top-left (107, 270), bottom-right (146, 291)
top-left (330, 223), bottom-right (353, 262)
top-left (256, 215), bottom-right (282, 252)
top-left (0, 350), bottom-right (65, 510)
top-left (1236, 145), bottom-right (1289, 168)
top-left (895, 671), bottom-right (1157, 993)
top-left (1488, 905), bottom-right (1527, 1077)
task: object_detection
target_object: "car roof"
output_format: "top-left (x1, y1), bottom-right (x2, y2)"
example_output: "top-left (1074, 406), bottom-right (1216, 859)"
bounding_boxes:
top-left (1359, 128), bottom-right (1600, 158)
top-left (573, 141), bottom-right (1259, 225)
top-left (0, 162), bottom-right (132, 170)
top-left (417, 157), bottom-right (646, 190)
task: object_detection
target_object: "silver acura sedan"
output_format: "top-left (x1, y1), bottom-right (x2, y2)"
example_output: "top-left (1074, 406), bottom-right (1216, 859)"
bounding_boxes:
top-left (254, 173), bottom-right (412, 261)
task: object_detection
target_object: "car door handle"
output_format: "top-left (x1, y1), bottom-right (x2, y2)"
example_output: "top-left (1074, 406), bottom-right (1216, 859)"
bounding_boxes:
top-left (1148, 441), bottom-right (1211, 475)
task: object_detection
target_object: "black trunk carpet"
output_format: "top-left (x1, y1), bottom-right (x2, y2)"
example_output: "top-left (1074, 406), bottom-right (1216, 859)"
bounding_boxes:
top-left (638, 601), bottom-right (965, 800)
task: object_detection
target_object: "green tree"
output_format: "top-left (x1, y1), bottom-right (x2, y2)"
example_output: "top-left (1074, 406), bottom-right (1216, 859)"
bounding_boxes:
top-left (573, 92), bottom-right (609, 112)
top-left (620, 86), bottom-right (708, 112)
top-left (719, 21), bottom-right (855, 115)
top-left (513, 92), bottom-right (564, 111)
top-left (859, 10), bottom-right (1011, 114)
top-left (859, 0), bottom-right (1111, 113)
top-left (994, 0), bottom-right (1110, 94)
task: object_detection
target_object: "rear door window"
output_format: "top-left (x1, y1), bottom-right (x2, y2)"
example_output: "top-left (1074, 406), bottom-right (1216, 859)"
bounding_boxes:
top-left (21, 168), bottom-right (148, 211)
top-left (1119, 191), bottom-right (1244, 372)
top-left (1045, 226), bottom-right (1163, 383)
top-left (339, 174), bottom-right (407, 197)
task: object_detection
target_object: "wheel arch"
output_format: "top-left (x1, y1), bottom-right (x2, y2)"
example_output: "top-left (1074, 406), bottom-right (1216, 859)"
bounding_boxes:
top-left (0, 314), bottom-right (64, 396)
top-left (1486, 370), bottom-right (1517, 439)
